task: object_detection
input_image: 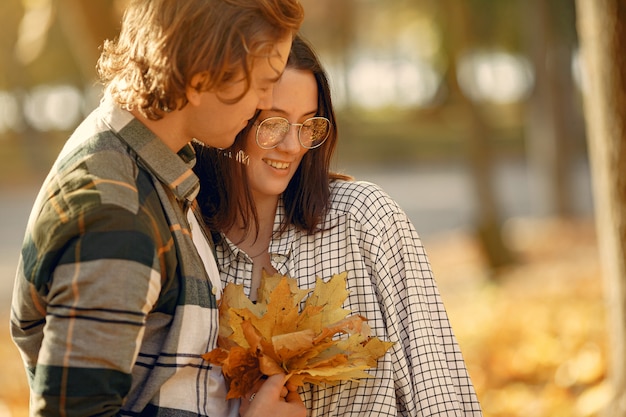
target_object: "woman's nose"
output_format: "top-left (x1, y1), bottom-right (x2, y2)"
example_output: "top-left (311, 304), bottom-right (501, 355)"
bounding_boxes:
top-left (278, 124), bottom-right (301, 152)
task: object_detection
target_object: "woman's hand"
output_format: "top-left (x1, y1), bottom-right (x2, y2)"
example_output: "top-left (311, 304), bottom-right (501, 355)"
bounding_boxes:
top-left (239, 374), bottom-right (305, 417)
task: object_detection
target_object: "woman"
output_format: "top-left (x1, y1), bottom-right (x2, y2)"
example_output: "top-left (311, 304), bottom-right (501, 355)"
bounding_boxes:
top-left (193, 35), bottom-right (483, 416)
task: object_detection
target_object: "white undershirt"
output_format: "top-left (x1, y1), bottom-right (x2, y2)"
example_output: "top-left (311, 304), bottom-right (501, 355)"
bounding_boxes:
top-left (187, 210), bottom-right (239, 417)
top-left (188, 210), bottom-right (223, 300)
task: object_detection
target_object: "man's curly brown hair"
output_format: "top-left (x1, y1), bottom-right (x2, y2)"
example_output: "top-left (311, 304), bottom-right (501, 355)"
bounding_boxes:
top-left (97, 0), bottom-right (304, 120)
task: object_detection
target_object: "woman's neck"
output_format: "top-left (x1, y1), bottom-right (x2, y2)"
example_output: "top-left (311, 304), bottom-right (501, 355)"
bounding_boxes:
top-left (226, 195), bottom-right (278, 253)
top-left (226, 195), bottom-right (279, 301)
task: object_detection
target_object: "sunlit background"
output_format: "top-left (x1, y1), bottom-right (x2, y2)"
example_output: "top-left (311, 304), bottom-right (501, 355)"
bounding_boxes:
top-left (0, 1), bottom-right (603, 416)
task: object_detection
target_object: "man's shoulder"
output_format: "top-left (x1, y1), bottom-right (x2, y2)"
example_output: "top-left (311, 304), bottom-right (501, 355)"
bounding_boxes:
top-left (44, 126), bottom-right (150, 218)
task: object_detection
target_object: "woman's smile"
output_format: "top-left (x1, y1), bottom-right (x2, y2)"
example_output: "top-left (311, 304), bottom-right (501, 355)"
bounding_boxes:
top-left (263, 158), bottom-right (291, 170)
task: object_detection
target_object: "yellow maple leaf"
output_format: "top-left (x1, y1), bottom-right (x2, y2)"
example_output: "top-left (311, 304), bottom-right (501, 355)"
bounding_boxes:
top-left (203, 271), bottom-right (394, 399)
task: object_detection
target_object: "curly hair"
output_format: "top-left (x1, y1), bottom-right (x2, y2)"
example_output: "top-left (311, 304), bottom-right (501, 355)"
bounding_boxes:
top-left (97, 0), bottom-right (304, 120)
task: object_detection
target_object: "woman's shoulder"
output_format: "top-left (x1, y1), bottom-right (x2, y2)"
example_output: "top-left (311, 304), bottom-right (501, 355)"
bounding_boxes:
top-left (328, 179), bottom-right (402, 217)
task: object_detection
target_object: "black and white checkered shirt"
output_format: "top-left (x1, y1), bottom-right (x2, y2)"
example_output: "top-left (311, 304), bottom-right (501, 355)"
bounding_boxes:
top-left (216, 180), bottom-right (483, 416)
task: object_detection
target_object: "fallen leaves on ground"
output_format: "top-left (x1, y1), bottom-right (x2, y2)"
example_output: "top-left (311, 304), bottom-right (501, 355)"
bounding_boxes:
top-left (428, 217), bottom-right (607, 417)
top-left (203, 271), bottom-right (394, 399)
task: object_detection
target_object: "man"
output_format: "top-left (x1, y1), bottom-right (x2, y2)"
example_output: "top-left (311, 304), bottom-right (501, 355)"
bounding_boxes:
top-left (10, 1), bottom-right (304, 416)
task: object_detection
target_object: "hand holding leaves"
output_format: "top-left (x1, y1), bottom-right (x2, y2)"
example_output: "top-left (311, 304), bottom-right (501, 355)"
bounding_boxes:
top-left (203, 271), bottom-right (394, 399)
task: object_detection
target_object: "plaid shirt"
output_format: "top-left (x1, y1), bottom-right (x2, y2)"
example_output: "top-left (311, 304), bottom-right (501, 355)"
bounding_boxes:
top-left (10, 97), bottom-right (232, 416)
top-left (216, 180), bottom-right (483, 417)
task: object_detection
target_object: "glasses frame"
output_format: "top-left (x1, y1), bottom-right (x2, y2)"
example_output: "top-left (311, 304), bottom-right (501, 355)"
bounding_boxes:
top-left (255, 116), bottom-right (331, 150)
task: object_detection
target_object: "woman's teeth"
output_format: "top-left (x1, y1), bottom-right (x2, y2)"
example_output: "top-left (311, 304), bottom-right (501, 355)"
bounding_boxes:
top-left (265, 159), bottom-right (289, 169)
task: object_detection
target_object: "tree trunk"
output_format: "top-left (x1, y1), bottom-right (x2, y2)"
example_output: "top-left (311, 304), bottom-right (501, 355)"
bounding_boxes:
top-left (56, 0), bottom-right (124, 84)
top-left (575, 1), bottom-right (626, 415)
top-left (441, 0), bottom-right (515, 271)
top-left (523, 0), bottom-right (577, 217)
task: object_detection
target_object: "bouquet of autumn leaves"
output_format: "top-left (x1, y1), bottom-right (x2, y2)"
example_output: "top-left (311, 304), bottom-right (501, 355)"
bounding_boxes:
top-left (203, 271), bottom-right (394, 399)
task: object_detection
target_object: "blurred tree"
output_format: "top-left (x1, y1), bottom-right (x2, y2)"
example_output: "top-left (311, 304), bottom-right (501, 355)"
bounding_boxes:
top-left (0, 0), bottom-right (23, 89)
top-left (4, 0), bottom-right (123, 176)
top-left (469, 0), bottom-right (524, 49)
top-left (438, 0), bottom-right (515, 270)
top-left (523, 0), bottom-right (581, 218)
top-left (13, 0), bottom-right (123, 86)
top-left (55, 0), bottom-right (119, 82)
top-left (300, 0), bottom-right (356, 110)
top-left (576, 0), bottom-right (626, 415)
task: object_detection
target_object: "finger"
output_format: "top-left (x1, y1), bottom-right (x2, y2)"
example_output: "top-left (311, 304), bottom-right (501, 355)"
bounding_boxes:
top-left (285, 388), bottom-right (304, 405)
top-left (256, 373), bottom-right (287, 397)
top-left (285, 380), bottom-right (299, 392)
top-left (239, 397), bottom-right (250, 416)
top-left (240, 375), bottom-right (305, 417)
top-left (243, 377), bottom-right (265, 403)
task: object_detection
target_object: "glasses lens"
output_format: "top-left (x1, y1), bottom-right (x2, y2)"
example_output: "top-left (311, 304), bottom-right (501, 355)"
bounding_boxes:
top-left (300, 117), bottom-right (330, 148)
top-left (257, 117), bottom-right (289, 149)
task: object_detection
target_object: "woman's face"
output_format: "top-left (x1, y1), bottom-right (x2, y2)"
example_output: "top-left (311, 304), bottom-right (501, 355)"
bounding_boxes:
top-left (243, 67), bottom-right (318, 201)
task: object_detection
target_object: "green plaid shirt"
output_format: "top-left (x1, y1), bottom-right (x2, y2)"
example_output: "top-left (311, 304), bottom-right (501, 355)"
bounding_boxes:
top-left (10, 97), bottom-right (227, 416)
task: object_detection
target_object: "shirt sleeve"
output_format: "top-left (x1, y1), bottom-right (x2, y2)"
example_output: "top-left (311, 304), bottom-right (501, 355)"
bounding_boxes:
top-left (13, 202), bottom-right (162, 417)
top-left (365, 185), bottom-right (483, 416)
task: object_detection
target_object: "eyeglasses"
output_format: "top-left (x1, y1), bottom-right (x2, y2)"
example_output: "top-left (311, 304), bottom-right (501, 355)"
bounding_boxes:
top-left (255, 116), bottom-right (331, 150)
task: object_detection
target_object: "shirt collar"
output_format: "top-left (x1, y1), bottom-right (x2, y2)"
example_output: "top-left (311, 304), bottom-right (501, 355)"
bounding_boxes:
top-left (216, 197), bottom-right (295, 269)
top-left (270, 199), bottom-right (295, 254)
top-left (98, 96), bottom-right (199, 204)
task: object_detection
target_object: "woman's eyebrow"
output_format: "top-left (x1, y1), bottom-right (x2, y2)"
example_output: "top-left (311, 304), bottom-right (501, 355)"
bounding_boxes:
top-left (267, 108), bottom-right (318, 118)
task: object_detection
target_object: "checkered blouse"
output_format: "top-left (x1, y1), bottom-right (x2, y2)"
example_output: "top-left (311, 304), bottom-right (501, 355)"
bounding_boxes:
top-left (215, 179), bottom-right (483, 416)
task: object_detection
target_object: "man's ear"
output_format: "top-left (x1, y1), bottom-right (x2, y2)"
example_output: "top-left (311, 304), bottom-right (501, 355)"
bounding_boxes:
top-left (186, 72), bottom-right (207, 106)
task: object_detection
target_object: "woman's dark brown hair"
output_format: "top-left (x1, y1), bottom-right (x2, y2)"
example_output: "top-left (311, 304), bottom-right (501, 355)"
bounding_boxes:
top-left (194, 35), bottom-right (351, 239)
top-left (97, 0), bottom-right (304, 120)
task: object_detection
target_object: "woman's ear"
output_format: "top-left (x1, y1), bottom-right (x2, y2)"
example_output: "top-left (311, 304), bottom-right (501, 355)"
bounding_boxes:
top-left (186, 72), bottom-right (207, 106)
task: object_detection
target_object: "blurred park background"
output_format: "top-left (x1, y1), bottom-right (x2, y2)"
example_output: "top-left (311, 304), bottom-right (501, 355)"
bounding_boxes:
top-left (0, 0), bottom-right (608, 416)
